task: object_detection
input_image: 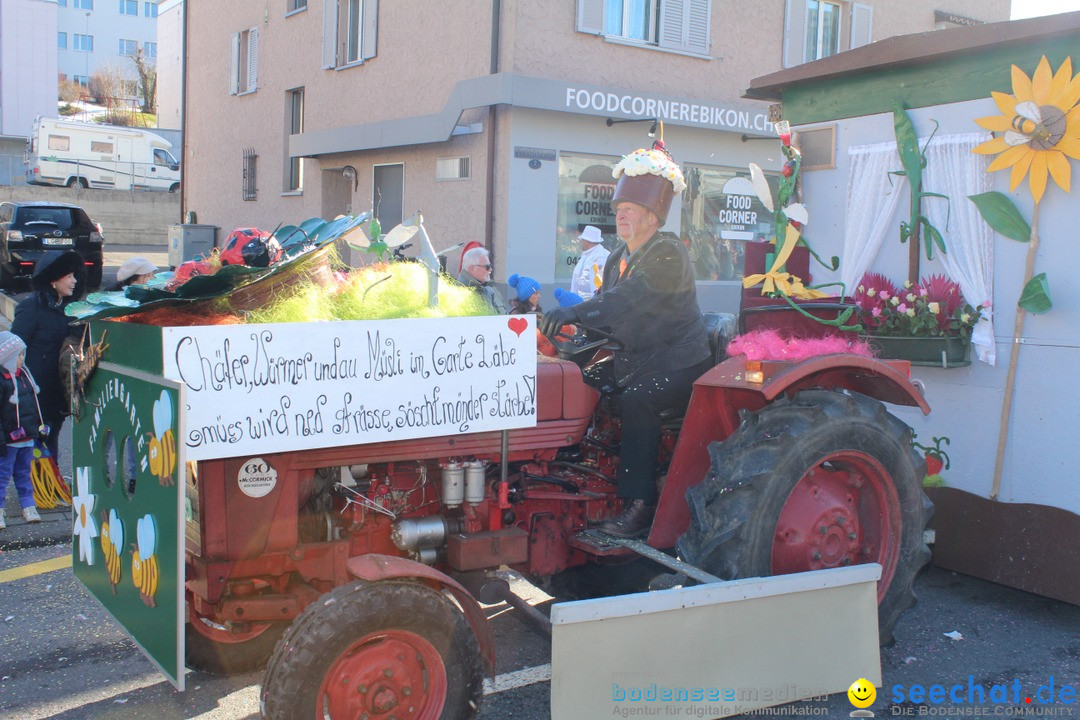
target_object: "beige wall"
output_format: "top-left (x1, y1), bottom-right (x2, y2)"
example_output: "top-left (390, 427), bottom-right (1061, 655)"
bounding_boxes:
top-left (183, 0), bottom-right (1013, 269)
top-left (0, 185), bottom-right (180, 245)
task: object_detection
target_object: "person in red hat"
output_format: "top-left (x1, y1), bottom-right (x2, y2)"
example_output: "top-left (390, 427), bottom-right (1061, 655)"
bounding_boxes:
top-left (540, 142), bottom-right (710, 538)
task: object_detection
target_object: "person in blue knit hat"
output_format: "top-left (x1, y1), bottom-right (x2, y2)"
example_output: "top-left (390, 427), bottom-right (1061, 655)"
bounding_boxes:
top-left (554, 288), bottom-right (583, 308)
top-left (507, 274), bottom-right (542, 316)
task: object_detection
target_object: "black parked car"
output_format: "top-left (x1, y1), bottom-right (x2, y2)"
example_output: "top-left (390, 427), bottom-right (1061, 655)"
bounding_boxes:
top-left (0, 201), bottom-right (104, 290)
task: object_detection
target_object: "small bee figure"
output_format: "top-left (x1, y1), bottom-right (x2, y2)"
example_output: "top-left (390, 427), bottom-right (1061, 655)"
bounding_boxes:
top-left (148, 391), bottom-right (177, 487)
top-left (130, 514), bottom-right (158, 608)
top-left (100, 508), bottom-right (123, 593)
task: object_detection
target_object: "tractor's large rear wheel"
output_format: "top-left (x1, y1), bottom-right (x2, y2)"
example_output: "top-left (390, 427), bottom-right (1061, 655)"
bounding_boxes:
top-left (261, 580), bottom-right (484, 720)
top-left (677, 389), bottom-right (932, 642)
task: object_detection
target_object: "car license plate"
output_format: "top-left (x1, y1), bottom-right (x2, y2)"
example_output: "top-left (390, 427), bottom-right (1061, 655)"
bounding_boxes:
top-left (43, 237), bottom-right (72, 246)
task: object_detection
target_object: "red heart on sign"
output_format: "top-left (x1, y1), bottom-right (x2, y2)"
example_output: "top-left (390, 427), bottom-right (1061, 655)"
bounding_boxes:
top-left (507, 317), bottom-right (528, 337)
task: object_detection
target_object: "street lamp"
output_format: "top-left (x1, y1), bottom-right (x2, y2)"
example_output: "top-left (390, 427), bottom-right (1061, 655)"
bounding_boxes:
top-left (84, 11), bottom-right (90, 93)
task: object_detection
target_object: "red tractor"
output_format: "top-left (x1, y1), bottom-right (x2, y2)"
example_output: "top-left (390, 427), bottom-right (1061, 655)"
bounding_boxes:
top-left (183, 320), bottom-right (931, 719)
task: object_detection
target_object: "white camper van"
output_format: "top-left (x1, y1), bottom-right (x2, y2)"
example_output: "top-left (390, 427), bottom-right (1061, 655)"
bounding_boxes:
top-left (25, 117), bottom-right (181, 192)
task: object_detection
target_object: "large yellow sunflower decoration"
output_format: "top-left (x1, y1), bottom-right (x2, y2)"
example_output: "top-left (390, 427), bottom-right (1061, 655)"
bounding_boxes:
top-left (973, 55), bottom-right (1080, 204)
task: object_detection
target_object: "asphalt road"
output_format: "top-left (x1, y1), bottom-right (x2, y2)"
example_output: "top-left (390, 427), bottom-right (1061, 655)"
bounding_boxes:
top-left (1, 503), bottom-right (1078, 720)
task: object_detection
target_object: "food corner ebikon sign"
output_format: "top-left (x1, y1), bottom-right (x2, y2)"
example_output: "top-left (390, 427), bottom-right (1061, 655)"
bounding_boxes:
top-left (162, 315), bottom-right (539, 461)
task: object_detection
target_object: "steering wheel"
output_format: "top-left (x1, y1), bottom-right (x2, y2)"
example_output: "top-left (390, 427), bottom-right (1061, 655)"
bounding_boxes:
top-left (545, 324), bottom-right (624, 362)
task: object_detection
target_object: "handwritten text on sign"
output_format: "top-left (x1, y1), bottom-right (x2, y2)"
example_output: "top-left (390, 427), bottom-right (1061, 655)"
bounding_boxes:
top-left (161, 316), bottom-right (538, 460)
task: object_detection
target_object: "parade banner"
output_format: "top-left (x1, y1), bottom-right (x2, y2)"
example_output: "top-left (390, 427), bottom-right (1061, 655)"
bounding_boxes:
top-left (161, 315), bottom-right (539, 461)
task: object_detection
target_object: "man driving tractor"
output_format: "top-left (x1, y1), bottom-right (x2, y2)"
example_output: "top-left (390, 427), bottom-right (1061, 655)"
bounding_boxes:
top-left (541, 141), bottom-right (711, 538)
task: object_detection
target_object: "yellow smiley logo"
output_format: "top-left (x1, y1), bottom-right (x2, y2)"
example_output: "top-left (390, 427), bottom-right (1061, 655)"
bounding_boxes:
top-left (848, 678), bottom-right (877, 709)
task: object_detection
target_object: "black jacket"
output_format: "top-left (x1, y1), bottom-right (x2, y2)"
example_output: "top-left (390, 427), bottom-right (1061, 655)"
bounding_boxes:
top-left (0, 368), bottom-right (44, 443)
top-left (573, 232), bottom-right (710, 387)
top-left (11, 290), bottom-right (77, 423)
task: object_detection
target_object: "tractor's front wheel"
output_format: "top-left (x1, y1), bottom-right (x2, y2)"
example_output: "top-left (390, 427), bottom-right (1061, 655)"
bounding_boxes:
top-left (677, 389), bottom-right (932, 642)
top-left (261, 580), bottom-right (484, 720)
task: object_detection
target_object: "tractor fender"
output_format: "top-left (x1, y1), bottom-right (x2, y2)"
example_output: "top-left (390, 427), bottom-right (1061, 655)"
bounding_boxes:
top-left (650, 354), bottom-right (929, 549)
top-left (345, 554), bottom-right (496, 674)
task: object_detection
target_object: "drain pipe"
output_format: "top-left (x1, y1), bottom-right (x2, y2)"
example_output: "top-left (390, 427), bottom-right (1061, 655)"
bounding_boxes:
top-left (484, 0), bottom-right (501, 255)
top-left (179, 0), bottom-right (189, 225)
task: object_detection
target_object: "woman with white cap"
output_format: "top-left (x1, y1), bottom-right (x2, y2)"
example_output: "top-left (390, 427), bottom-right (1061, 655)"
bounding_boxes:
top-left (112, 256), bottom-right (158, 291)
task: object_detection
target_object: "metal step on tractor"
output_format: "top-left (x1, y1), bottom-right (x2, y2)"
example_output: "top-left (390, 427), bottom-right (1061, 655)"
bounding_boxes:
top-left (179, 308), bottom-right (932, 719)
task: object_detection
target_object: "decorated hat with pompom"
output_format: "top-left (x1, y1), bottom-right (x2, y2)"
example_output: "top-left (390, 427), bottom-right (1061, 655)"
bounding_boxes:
top-left (611, 136), bottom-right (686, 225)
top-left (508, 273), bottom-right (541, 301)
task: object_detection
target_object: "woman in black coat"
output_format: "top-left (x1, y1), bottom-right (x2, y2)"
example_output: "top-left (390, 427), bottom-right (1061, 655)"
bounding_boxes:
top-left (11, 250), bottom-right (85, 459)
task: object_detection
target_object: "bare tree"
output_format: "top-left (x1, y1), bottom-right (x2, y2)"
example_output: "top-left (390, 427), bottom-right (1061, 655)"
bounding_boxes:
top-left (130, 45), bottom-right (157, 115)
top-left (58, 77), bottom-right (83, 104)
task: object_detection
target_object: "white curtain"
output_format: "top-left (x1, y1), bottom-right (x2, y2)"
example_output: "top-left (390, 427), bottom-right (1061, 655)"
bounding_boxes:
top-left (922, 132), bottom-right (996, 365)
top-left (842, 142), bottom-right (907, 293)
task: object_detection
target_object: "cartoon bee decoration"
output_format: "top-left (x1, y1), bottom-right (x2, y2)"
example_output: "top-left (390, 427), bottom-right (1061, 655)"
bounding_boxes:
top-left (148, 390), bottom-right (176, 486)
top-left (100, 508), bottom-right (123, 592)
top-left (130, 514), bottom-right (158, 608)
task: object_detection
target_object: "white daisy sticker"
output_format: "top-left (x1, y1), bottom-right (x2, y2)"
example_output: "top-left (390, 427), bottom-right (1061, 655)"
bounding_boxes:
top-left (71, 467), bottom-right (99, 565)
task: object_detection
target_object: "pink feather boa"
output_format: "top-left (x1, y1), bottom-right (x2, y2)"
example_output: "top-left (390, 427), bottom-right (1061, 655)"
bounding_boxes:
top-left (727, 329), bottom-right (875, 362)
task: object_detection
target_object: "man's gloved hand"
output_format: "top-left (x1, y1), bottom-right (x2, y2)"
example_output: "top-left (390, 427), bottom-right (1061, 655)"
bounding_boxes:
top-left (539, 306), bottom-right (579, 337)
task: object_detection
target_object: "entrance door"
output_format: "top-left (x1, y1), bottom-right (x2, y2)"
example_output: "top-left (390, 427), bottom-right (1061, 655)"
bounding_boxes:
top-left (372, 163), bottom-right (403, 231)
top-left (115, 137), bottom-right (134, 189)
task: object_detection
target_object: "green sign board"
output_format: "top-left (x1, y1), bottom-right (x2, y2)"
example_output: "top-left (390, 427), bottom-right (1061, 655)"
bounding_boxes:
top-left (72, 362), bottom-right (185, 690)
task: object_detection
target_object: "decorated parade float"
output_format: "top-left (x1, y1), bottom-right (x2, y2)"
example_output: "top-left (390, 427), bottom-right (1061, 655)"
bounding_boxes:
top-left (745, 12), bottom-right (1080, 605)
top-left (62, 133), bottom-right (945, 715)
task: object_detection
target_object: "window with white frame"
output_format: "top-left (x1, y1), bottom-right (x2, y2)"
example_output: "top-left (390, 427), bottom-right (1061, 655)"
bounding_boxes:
top-left (285, 88), bottom-right (304, 191)
top-left (804, 0), bottom-right (840, 62)
top-left (120, 0), bottom-right (137, 16)
top-left (288, 0), bottom-right (308, 12)
top-left (436, 157), bottom-right (470, 181)
top-left (321, 0), bottom-right (378, 69)
top-left (73, 75), bottom-right (89, 87)
top-left (604, 0), bottom-right (657, 42)
top-left (74, 0), bottom-right (93, 9)
top-left (576, 0), bottom-right (710, 56)
top-left (230, 28), bottom-right (259, 95)
top-left (782, 0), bottom-right (872, 68)
top-left (146, 41), bottom-right (157, 59)
top-left (58, 32), bottom-right (67, 49)
top-left (74, 34), bottom-right (94, 51)
top-left (144, 1), bottom-right (157, 17)
top-left (119, 38), bottom-right (138, 56)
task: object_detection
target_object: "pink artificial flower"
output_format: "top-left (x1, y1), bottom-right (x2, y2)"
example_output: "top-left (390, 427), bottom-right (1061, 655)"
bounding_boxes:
top-left (871, 307), bottom-right (882, 317)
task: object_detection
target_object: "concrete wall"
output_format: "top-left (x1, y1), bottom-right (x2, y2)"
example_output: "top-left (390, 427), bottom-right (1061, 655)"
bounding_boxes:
top-left (0, 184), bottom-right (180, 245)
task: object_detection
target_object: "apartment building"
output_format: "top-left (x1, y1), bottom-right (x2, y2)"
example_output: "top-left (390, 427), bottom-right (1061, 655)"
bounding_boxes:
top-left (183, 0), bottom-right (1008, 303)
top-left (56, 0), bottom-right (160, 90)
top-left (0, 0), bottom-right (58, 178)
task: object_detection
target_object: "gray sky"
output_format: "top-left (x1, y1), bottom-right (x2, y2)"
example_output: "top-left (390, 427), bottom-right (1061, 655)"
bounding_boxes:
top-left (1011, 0), bottom-right (1080, 18)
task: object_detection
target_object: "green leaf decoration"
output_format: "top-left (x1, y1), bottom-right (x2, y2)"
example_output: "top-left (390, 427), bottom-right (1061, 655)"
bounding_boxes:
top-left (893, 102), bottom-right (923, 189)
top-left (1018, 273), bottom-right (1052, 314)
top-left (921, 219), bottom-right (946, 259)
top-left (969, 192), bottom-right (1032, 243)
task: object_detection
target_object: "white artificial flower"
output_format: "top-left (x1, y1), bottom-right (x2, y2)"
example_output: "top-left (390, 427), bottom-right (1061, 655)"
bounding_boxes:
top-left (928, 302), bottom-right (941, 314)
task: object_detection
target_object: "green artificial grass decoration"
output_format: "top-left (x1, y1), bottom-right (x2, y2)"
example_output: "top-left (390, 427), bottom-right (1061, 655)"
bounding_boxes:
top-left (244, 262), bottom-right (493, 324)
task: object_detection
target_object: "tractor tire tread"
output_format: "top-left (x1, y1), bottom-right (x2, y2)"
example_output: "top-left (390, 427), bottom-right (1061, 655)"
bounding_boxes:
top-left (676, 390), bottom-right (932, 642)
top-left (261, 580), bottom-right (484, 720)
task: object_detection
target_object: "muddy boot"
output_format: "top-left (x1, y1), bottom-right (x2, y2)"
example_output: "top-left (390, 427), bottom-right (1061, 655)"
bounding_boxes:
top-left (598, 499), bottom-right (655, 539)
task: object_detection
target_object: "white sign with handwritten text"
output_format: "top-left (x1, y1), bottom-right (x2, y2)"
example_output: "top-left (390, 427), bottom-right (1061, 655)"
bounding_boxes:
top-left (161, 316), bottom-right (538, 460)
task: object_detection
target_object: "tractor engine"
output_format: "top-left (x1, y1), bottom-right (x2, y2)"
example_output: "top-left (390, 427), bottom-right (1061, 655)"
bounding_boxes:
top-left (300, 450), bottom-right (623, 580)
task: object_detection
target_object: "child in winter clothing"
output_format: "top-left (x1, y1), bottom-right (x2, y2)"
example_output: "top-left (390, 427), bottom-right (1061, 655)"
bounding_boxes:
top-left (0, 331), bottom-right (46, 528)
top-left (507, 274), bottom-right (542, 315)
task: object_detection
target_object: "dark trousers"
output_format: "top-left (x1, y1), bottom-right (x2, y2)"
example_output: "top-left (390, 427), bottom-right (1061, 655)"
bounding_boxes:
top-left (610, 358), bottom-right (712, 504)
